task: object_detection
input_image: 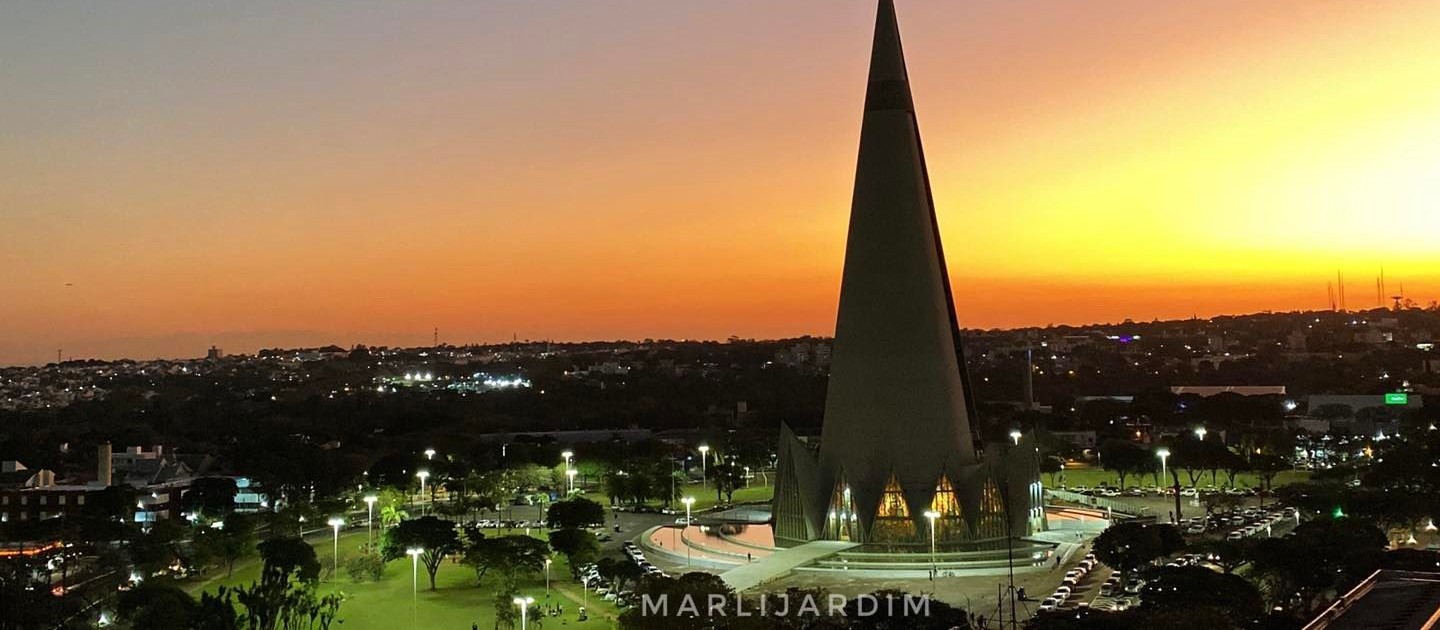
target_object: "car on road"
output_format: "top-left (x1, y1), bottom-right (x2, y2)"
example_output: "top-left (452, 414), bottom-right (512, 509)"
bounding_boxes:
top-left (1039, 597), bottom-right (1060, 612)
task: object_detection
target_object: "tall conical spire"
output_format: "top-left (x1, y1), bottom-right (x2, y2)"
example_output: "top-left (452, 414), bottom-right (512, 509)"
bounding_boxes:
top-left (815, 0), bottom-right (978, 540)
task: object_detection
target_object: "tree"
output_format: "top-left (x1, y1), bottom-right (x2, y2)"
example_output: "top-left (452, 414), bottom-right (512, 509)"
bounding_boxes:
top-left (1250, 454), bottom-right (1289, 494)
top-left (596, 557), bottom-right (644, 593)
top-left (546, 497), bottom-right (605, 530)
top-left (185, 477), bottom-right (240, 516)
top-left (193, 513), bottom-right (257, 577)
top-left (1099, 440), bottom-right (1151, 489)
top-left (461, 533), bottom-right (549, 585)
top-left (380, 503), bottom-right (409, 529)
top-left (1091, 522), bottom-right (1183, 573)
top-left (1250, 518), bottom-right (1387, 614)
top-left (117, 583), bottom-right (200, 629)
top-left (344, 553), bottom-right (385, 583)
top-left (382, 516), bottom-right (461, 590)
top-left (1041, 455), bottom-right (1065, 486)
top-left (548, 528), bottom-right (601, 577)
top-left (1200, 492), bottom-right (1242, 516)
top-left (708, 461), bottom-right (745, 504)
top-left (619, 573), bottom-right (736, 630)
top-left (257, 537), bottom-right (321, 585)
top-left (1190, 538), bottom-right (1254, 574)
top-left (1141, 566), bottom-right (1264, 624)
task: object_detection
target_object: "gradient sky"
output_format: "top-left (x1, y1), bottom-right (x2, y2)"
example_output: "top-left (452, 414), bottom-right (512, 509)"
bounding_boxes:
top-left (3, 1), bottom-right (1438, 364)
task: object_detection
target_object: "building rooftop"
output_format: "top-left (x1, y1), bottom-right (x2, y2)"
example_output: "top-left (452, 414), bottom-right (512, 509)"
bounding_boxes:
top-left (1305, 570), bottom-right (1440, 630)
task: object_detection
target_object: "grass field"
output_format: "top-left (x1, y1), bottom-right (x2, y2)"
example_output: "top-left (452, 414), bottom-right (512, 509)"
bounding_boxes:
top-left (581, 480), bottom-right (776, 513)
top-left (1051, 467), bottom-right (1312, 490)
top-left (184, 528), bottom-right (621, 630)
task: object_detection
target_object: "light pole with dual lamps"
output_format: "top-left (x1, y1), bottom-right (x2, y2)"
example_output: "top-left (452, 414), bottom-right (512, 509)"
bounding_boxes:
top-left (406, 547), bottom-right (423, 629)
top-left (1195, 427), bottom-right (1207, 441)
top-left (1009, 430), bottom-right (1022, 446)
top-left (424, 448), bottom-right (436, 461)
top-left (566, 468), bottom-right (577, 495)
top-left (681, 496), bottom-right (696, 567)
top-left (327, 518), bottom-right (344, 579)
top-left (416, 470), bottom-right (430, 513)
top-left (363, 495), bottom-right (377, 547)
top-left (923, 510), bottom-right (940, 579)
top-left (513, 596), bottom-right (535, 630)
top-left (698, 445), bottom-right (710, 480)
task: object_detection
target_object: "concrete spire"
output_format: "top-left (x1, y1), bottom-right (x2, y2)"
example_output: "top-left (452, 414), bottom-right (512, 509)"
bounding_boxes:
top-left (812, 0), bottom-right (981, 540)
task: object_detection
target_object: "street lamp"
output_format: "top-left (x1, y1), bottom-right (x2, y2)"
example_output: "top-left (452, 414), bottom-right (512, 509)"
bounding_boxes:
top-left (406, 548), bottom-right (424, 629)
top-left (327, 518), bottom-right (344, 579)
top-left (744, 466), bottom-right (751, 488)
top-left (416, 470), bottom-right (430, 512)
top-left (698, 445), bottom-right (710, 480)
top-left (1009, 430), bottom-right (1022, 446)
top-left (1195, 427), bottom-right (1207, 441)
top-left (544, 558), bottom-right (552, 597)
top-left (681, 496), bottom-right (696, 567)
top-left (566, 468), bottom-right (577, 495)
top-left (1156, 448), bottom-right (1171, 483)
top-left (424, 448), bottom-right (436, 460)
top-left (923, 510), bottom-right (940, 578)
top-left (363, 495), bottom-right (377, 547)
top-left (513, 596), bottom-right (535, 630)
top-left (561, 450), bottom-right (573, 467)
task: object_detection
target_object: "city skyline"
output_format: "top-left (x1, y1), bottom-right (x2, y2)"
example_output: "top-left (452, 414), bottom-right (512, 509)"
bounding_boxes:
top-left (5, 0), bottom-right (1439, 365)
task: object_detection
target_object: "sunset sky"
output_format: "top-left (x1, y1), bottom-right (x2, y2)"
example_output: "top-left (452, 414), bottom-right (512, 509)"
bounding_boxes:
top-left (3, 0), bottom-right (1438, 364)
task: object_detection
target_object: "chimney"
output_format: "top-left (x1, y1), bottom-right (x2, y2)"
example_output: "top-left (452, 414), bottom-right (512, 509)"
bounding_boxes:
top-left (97, 442), bottom-right (113, 487)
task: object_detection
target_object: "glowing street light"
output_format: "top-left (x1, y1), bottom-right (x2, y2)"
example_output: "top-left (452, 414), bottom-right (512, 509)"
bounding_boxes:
top-left (561, 450), bottom-right (573, 467)
top-left (698, 445), bottom-right (710, 480)
top-left (1427, 519), bottom-right (1438, 532)
top-left (1009, 430), bottom-right (1022, 445)
top-left (363, 495), bottom-right (377, 547)
top-left (566, 468), bottom-right (577, 495)
top-left (1156, 448), bottom-right (1171, 484)
top-left (406, 548), bottom-right (424, 628)
top-left (923, 510), bottom-right (940, 578)
top-left (513, 596), bottom-right (535, 630)
top-left (681, 496), bottom-right (696, 567)
top-left (424, 448), bottom-right (436, 461)
top-left (416, 470), bottom-right (430, 512)
top-left (327, 518), bottom-right (344, 579)
top-left (1195, 427), bottom-right (1207, 441)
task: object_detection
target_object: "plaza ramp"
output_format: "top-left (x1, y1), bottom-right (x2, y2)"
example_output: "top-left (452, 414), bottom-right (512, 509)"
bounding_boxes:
top-left (720, 541), bottom-right (858, 592)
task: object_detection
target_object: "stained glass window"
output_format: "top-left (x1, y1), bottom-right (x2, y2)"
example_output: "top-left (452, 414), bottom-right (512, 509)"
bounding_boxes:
top-left (929, 475), bottom-right (967, 541)
top-left (870, 473), bottom-right (917, 542)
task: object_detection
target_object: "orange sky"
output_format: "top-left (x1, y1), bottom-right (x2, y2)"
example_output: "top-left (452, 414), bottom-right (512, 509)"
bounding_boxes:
top-left (2, 1), bottom-right (1438, 364)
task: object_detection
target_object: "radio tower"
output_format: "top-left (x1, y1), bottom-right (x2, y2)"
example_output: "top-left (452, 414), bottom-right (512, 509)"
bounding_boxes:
top-left (433, 327), bottom-right (439, 348)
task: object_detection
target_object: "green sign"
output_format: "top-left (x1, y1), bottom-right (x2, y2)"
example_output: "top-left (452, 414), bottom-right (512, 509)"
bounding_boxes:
top-left (1385, 393), bottom-right (1409, 405)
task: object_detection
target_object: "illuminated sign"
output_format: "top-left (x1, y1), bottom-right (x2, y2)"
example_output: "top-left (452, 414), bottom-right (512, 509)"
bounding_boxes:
top-left (1385, 393), bottom-right (1409, 405)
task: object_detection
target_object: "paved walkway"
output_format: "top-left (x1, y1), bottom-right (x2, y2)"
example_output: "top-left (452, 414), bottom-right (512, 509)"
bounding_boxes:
top-left (720, 540), bottom-right (858, 592)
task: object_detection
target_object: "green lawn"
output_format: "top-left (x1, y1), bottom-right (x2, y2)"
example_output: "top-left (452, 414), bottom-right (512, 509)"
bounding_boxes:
top-left (184, 528), bottom-right (622, 630)
top-left (1050, 467), bottom-right (1312, 490)
top-left (581, 481), bottom-right (774, 513)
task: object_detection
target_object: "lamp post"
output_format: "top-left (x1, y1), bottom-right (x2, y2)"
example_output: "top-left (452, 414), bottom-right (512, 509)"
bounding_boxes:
top-left (416, 470), bottom-right (430, 513)
top-left (681, 496), bottom-right (695, 567)
top-left (561, 450), bottom-right (573, 468)
top-left (1195, 427), bottom-right (1207, 441)
top-left (1156, 448), bottom-right (1170, 484)
top-left (1009, 430), bottom-right (1022, 446)
top-left (327, 518), bottom-right (344, 579)
top-left (923, 510), bottom-right (940, 578)
top-left (424, 448), bottom-right (435, 461)
top-left (580, 575), bottom-right (589, 608)
top-left (363, 495), bottom-right (377, 548)
top-left (513, 596), bottom-right (535, 630)
top-left (744, 466), bottom-right (751, 488)
top-left (698, 445), bottom-right (710, 480)
top-left (406, 547), bottom-right (423, 629)
top-left (566, 468), bottom-right (577, 495)
top-left (544, 558), bottom-right (552, 597)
